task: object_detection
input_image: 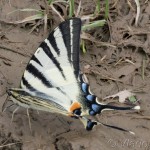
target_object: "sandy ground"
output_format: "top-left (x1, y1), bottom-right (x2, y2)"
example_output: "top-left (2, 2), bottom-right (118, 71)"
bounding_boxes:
top-left (0, 0), bottom-right (150, 150)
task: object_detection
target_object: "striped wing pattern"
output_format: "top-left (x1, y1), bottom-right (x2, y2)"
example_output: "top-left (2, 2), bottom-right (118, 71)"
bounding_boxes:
top-left (20, 18), bottom-right (84, 111)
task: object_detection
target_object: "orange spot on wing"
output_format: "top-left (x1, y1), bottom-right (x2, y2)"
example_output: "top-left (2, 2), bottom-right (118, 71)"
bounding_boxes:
top-left (69, 102), bottom-right (81, 113)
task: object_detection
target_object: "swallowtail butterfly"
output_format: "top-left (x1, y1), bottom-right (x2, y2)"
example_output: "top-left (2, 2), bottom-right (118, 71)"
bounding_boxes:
top-left (7, 18), bottom-right (140, 132)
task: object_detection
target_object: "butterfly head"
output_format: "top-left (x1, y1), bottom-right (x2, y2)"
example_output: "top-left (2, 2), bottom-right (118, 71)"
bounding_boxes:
top-left (7, 88), bottom-right (20, 98)
top-left (7, 88), bottom-right (28, 98)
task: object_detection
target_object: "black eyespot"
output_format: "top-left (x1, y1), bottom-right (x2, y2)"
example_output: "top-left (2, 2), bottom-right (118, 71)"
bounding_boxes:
top-left (73, 108), bottom-right (81, 116)
top-left (7, 89), bottom-right (12, 96)
top-left (86, 120), bottom-right (97, 131)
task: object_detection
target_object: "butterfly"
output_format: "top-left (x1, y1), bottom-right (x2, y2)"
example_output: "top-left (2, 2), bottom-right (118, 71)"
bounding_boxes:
top-left (7, 18), bottom-right (140, 132)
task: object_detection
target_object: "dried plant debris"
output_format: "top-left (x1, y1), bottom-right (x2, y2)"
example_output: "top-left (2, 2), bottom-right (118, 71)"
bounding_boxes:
top-left (103, 89), bottom-right (138, 104)
top-left (0, 72), bottom-right (7, 96)
top-left (0, 131), bottom-right (22, 150)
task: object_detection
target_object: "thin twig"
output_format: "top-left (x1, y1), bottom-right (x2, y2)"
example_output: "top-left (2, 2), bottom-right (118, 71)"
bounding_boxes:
top-left (127, 0), bottom-right (135, 11)
top-left (44, 13), bottom-right (48, 34)
top-left (111, 0), bottom-right (119, 8)
top-left (81, 32), bottom-right (116, 48)
top-left (132, 116), bottom-right (150, 120)
top-left (52, 0), bottom-right (68, 4)
top-left (76, 0), bottom-right (81, 17)
top-left (114, 58), bottom-right (123, 66)
top-left (142, 56), bottom-right (146, 80)
top-left (50, 5), bottom-right (64, 21)
top-left (27, 108), bottom-right (32, 132)
top-left (0, 19), bottom-right (18, 25)
top-left (0, 55), bottom-right (13, 62)
top-left (134, 0), bottom-right (140, 26)
top-left (0, 141), bottom-right (30, 148)
top-left (0, 45), bottom-right (30, 57)
top-left (11, 106), bottom-right (20, 123)
top-left (91, 69), bottom-right (122, 82)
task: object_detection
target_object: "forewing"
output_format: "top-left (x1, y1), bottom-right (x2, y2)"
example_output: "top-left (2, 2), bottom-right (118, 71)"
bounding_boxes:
top-left (19, 18), bottom-right (83, 111)
top-left (21, 18), bottom-right (81, 90)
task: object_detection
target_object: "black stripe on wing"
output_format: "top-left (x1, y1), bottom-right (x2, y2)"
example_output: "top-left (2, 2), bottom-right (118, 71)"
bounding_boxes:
top-left (59, 20), bottom-right (71, 63)
top-left (21, 77), bottom-right (36, 91)
top-left (31, 55), bottom-right (43, 67)
top-left (51, 18), bottom-right (81, 78)
top-left (71, 19), bottom-right (81, 77)
top-left (26, 63), bottom-right (52, 88)
top-left (40, 42), bottom-right (66, 79)
top-left (21, 18), bottom-right (81, 90)
top-left (47, 32), bottom-right (60, 56)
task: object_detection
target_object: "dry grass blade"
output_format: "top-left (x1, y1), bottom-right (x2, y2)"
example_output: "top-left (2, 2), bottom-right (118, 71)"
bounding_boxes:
top-left (81, 32), bottom-right (116, 48)
top-left (0, 45), bottom-right (30, 57)
top-left (81, 14), bottom-right (96, 21)
top-left (142, 56), bottom-right (146, 80)
top-left (28, 20), bottom-right (43, 34)
top-left (0, 55), bottom-right (13, 62)
top-left (111, 0), bottom-right (119, 8)
top-left (103, 90), bottom-right (135, 103)
top-left (127, 0), bottom-right (135, 11)
top-left (14, 14), bottom-right (44, 24)
top-left (8, 8), bottom-right (42, 15)
top-left (52, 0), bottom-right (68, 4)
top-left (82, 20), bottom-right (106, 31)
top-left (76, 0), bottom-right (81, 17)
top-left (50, 4), bottom-right (64, 21)
top-left (132, 116), bottom-right (150, 120)
top-left (91, 69), bottom-right (122, 82)
top-left (134, 0), bottom-right (140, 26)
top-left (125, 59), bottom-right (135, 65)
top-left (44, 13), bottom-right (48, 34)
top-left (0, 141), bottom-right (30, 148)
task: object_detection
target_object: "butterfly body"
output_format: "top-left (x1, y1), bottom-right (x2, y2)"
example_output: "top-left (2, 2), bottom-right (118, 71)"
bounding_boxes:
top-left (8, 87), bottom-right (88, 116)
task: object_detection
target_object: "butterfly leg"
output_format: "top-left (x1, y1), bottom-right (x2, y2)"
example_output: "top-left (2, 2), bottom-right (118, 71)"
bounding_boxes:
top-left (2, 103), bottom-right (16, 113)
top-left (11, 106), bottom-right (20, 123)
top-left (27, 108), bottom-right (32, 132)
top-left (2, 94), bottom-right (15, 112)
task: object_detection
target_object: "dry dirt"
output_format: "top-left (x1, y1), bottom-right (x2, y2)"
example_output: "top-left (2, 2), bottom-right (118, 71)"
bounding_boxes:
top-left (0, 0), bottom-right (150, 150)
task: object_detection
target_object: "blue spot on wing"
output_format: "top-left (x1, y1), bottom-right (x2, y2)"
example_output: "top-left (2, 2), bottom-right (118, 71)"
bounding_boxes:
top-left (80, 74), bottom-right (103, 116)
top-left (91, 104), bottom-right (102, 113)
top-left (89, 110), bottom-right (97, 116)
top-left (81, 83), bottom-right (89, 94)
top-left (86, 95), bottom-right (96, 103)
